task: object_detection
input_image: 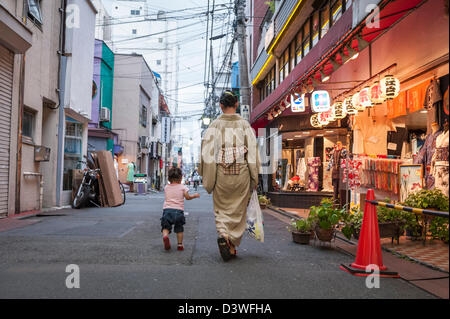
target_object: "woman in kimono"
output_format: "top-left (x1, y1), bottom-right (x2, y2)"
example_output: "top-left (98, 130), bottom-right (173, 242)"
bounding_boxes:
top-left (199, 91), bottom-right (261, 261)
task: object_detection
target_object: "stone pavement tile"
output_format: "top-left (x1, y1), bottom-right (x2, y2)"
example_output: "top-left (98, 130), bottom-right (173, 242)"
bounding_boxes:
top-left (381, 237), bottom-right (449, 273)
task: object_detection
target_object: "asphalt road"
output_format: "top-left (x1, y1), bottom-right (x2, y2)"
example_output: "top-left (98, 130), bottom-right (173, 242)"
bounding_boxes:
top-left (0, 187), bottom-right (435, 299)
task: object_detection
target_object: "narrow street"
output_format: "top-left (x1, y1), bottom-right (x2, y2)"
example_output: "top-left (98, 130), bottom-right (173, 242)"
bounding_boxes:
top-left (0, 187), bottom-right (435, 299)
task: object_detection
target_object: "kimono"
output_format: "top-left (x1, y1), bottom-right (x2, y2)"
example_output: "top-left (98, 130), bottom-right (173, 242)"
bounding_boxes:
top-left (198, 114), bottom-right (261, 247)
top-left (414, 130), bottom-right (442, 189)
top-left (431, 130), bottom-right (449, 197)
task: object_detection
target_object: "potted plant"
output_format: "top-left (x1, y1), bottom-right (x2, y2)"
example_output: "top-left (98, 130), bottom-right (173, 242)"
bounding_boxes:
top-left (258, 195), bottom-right (271, 209)
top-left (308, 198), bottom-right (342, 242)
top-left (340, 206), bottom-right (363, 240)
top-left (288, 219), bottom-right (312, 244)
top-left (376, 198), bottom-right (410, 244)
top-left (402, 189), bottom-right (449, 243)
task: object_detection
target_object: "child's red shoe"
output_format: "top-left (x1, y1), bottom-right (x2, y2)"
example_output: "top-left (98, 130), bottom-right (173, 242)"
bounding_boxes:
top-left (163, 236), bottom-right (171, 250)
top-left (177, 244), bottom-right (184, 251)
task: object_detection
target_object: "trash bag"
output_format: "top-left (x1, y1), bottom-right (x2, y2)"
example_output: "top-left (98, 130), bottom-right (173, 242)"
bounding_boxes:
top-left (246, 190), bottom-right (264, 242)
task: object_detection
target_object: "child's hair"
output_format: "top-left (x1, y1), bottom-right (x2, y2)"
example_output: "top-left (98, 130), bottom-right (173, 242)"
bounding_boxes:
top-left (220, 90), bottom-right (238, 108)
top-left (168, 167), bottom-right (183, 183)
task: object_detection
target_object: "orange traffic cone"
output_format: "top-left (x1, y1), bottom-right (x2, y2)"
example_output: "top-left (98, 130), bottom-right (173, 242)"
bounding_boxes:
top-left (340, 189), bottom-right (399, 277)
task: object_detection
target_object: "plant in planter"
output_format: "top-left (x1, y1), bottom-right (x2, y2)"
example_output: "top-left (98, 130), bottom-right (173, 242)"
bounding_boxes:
top-left (288, 219), bottom-right (312, 244)
top-left (258, 195), bottom-right (271, 209)
top-left (377, 198), bottom-right (411, 244)
top-left (402, 189), bottom-right (449, 242)
top-left (308, 198), bottom-right (342, 242)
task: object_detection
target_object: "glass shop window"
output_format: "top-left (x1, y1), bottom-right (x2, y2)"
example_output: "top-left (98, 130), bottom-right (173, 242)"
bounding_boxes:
top-left (331, 0), bottom-right (343, 25)
top-left (302, 19), bottom-right (310, 56)
top-left (312, 11), bottom-right (320, 47)
top-left (321, 5), bottom-right (330, 38)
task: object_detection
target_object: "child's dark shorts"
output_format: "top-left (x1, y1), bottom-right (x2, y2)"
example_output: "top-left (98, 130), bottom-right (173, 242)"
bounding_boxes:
top-left (160, 208), bottom-right (185, 233)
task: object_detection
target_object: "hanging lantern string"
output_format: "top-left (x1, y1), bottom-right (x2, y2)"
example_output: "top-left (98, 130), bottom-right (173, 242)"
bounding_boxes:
top-left (333, 63), bottom-right (397, 102)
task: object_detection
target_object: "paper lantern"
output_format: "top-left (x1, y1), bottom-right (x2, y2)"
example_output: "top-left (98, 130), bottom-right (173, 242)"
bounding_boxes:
top-left (380, 75), bottom-right (400, 100)
top-left (318, 111), bottom-right (330, 125)
top-left (333, 101), bottom-right (346, 119)
top-left (311, 90), bottom-right (331, 113)
top-left (359, 86), bottom-right (372, 108)
top-left (352, 92), bottom-right (364, 111)
top-left (345, 96), bottom-right (357, 114)
top-left (370, 81), bottom-right (384, 104)
top-left (324, 104), bottom-right (336, 122)
top-left (291, 93), bottom-right (306, 112)
top-left (310, 113), bottom-right (322, 128)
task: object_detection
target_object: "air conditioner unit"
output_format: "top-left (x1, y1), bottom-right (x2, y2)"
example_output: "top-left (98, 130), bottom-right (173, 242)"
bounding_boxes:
top-left (100, 107), bottom-right (110, 122)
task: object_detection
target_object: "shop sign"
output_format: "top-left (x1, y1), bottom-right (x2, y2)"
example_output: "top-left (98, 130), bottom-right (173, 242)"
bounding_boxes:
top-left (380, 75), bottom-right (400, 100)
top-left (359, 87), bottom-right (372, 108)
top-left (310, 113), bottom-right (322, 128)
top-left (370, 81), bottom-right (384, 104)
top-left (333, 101), bottom-right (346, 119)
top-left (161, 117), bottom-right (171, 144)
top-left (311, 90), bottom-right (331, 113)
top-left (290, 93), bottom-right (306, 112)
top-left (345, 96), bottom-right (357, 114)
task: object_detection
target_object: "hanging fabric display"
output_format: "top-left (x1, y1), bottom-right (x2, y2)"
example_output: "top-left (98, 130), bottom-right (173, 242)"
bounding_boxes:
top-left (307, 157), bottom-right (321, 191)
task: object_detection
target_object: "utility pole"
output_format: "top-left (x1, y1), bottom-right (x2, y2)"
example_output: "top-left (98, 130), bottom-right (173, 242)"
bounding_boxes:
top-left (236, 0), bottom-right (250, 121)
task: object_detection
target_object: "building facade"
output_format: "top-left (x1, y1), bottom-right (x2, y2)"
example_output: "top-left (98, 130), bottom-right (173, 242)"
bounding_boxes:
top-left (247, 0), bottom-right (449, 208)
top-left (88, 39), bottom-right (116, 155)
top-left (58, 0), bottom-right (97, 206)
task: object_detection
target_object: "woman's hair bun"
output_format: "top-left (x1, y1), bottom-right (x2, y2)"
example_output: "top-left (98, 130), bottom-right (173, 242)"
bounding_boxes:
top-left (219, 90), bottom-right (238, 108)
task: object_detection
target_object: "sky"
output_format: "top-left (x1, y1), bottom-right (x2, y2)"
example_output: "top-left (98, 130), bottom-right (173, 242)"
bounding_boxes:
top-left (102, 0), bottom-right (236, 165)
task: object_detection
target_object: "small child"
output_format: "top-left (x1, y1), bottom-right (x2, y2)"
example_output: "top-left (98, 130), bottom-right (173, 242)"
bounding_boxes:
top-left (161, 167), bottom-right (200, 251)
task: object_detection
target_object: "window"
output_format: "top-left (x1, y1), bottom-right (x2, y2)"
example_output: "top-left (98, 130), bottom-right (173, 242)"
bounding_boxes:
top-left (331, 0), bottom-right (343, 25)
top-left (320, 5), bottom-right (330, 38)
top-left (22, 109), bottom-right (35, 140)
top-left (156, 60), bottom-right (162, 65)
top-left (131, 10), bottom-right (141, 15)
top-left (132, 29), bottom-right (137, 35)
top-left (312, 11), bottom-right (320, 47)
top-left (140, 105), bottom-right (147, 127)
top-left (158, 38), bottom-right (163, 43)
top-left (290, 42), bottom-right (296, 72)
top-left (27, 0), bottom-right (43, 24)
top-left (302, 19), bottom-right (310, 56)
top-left (296, 31), bottom-right (302, 64)
top-left (63, 119), bottom-right (83, 190)
top-left (281, 48), bottom-right (289, 81)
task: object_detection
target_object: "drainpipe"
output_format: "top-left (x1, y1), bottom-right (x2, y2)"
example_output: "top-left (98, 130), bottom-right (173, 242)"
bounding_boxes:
top-left (56, 0), bottom-right (67, 206)
top-left (15, 53), bottom-right (26, 214)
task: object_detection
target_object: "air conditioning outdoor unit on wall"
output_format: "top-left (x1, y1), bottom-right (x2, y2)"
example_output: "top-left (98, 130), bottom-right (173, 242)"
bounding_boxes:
top-left (100, 107), bottom-right (110, 122)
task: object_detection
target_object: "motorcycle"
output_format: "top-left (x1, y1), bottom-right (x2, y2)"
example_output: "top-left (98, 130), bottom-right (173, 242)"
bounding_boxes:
top-left (72, 156), bottom-right (101, 209)
top-left (72, 154), bottom-right (126, 209)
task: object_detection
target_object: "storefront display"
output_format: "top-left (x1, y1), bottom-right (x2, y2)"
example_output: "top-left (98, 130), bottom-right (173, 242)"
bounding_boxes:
top-left (307, 157), bottom-right (321, 191)
top-left (431, 123), bottom-right (449, 197)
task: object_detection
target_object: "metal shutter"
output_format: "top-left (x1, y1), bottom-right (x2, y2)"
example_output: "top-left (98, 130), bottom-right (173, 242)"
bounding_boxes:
top-left (0, 45), bottom-right (13, 217)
